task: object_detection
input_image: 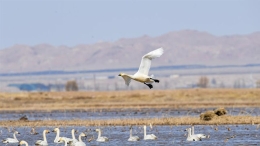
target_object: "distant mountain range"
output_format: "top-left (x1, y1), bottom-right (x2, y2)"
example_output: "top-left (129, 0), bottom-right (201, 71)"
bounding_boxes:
top-left (0, 30), bottom-right (260, 73)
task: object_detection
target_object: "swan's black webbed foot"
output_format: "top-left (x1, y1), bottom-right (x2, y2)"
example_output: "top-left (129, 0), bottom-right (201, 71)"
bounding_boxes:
top-left (150, 78), bottom-right (159, 83)
top-left (144, 83), bottom-right (153, 89)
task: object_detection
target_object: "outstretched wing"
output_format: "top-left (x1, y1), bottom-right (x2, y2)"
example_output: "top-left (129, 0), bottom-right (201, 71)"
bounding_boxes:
top-left (122, 75), bottom-right (131, 86)
top-left (137, 47), bottom-right (164, 75)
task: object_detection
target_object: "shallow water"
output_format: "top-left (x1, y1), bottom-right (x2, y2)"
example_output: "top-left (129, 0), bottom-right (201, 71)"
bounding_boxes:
top-left (1, 107), bottom-right (260, 121)
top-left (0, 125), bottom-right (259, 145)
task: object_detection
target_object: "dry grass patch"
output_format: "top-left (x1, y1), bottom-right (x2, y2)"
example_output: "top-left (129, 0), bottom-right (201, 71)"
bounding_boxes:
top-left (214, 107), bottom-right (228, 116)
top-left (1, 116), bottom-right (260, 127)
top-left (0, 89), bottom-right (260, 111)
top-left (200, 111), bottom-right (216, 121)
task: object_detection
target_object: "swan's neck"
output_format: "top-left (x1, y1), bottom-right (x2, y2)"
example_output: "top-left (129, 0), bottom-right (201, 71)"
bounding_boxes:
top-left (23, 141), bottom-right (29, 146)
top-left (64, 139), bottom-right (68, 146)
top-left (192, 126), bottom-right (194, 135)
top-left (13, 132), bottom-right (17, 140)
top-left (43, 131), bottom-right (47, 142)
top-left (130, 128), bottom-right (132, 137)
top-left (79, 135), bottom-right (83, 142)
top-left (128, 75), bottom-right (134, 79)
top-left (124, 74), bottom-right (134, 79)
top-left (25, 142), bottom-right (29, 146)
top-left (72, 130), bottom-right (76, 140)
top-left (188, 128), bottom-right (191, 137)
top-left (55, 129), bottom-right (60, 141)
top-left (98, 130), bottom-right (101, 138)
top-left (144, 126), bottom-right (146, 137)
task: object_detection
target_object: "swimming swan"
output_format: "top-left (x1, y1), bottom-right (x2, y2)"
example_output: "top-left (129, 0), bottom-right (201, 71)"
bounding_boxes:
top-left (53, 128), bottom-right (73, 144)
top-left (118, 47), bottom-right (164, 89)
top-left (95, 129), bottom-right (109, 142)
top-left (35, 130), bottom-right (50, 145)
top-left (186, 128), bottom-right (201, 141)
top-left (58, 137), bottom-right (69, 146)
top-left (73, 133), bottom-right (87, 146)
top-left (191, 126), bottom-right (207, 138)
top-left (18, 140), bottom-right (29, 146)
top-left (128, 126), bottom-right (140, 141)
top-left (53, 128), bottom-right (62, 143)
top-left (143, 125), bottom-right (157, 140)
top-left (2, 131), bottom-right (20, 143)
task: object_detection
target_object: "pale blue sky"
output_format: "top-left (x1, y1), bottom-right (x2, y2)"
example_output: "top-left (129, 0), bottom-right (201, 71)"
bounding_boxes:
top-left (0, 0), bottom-right (259, 49)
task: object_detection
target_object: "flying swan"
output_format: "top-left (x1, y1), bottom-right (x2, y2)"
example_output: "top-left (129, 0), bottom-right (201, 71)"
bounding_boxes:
top-left (118, 47), bottom-right (164, 89)
top-left (2, 131), bottom-right (20, 143)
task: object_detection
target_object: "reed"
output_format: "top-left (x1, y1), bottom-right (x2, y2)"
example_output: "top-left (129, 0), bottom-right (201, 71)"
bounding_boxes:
top-left (1, 115), bottom-right (260, 127)
top-left (1, 89), bottom-right (260, 111)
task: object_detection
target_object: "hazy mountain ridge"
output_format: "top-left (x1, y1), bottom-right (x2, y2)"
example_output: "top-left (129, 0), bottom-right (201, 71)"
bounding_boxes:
top-left (1, 30), bottom-right (260, 73)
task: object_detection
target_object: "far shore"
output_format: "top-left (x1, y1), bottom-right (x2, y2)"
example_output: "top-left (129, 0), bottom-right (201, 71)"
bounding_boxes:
top-left (0, 115), bottom-right (260, 127)
top-left (1, 89), bottom-right (260, 112)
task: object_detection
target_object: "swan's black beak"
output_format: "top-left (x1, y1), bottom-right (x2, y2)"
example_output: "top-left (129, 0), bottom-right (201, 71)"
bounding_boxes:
top-left (118, 74), bottom-right (121, 76)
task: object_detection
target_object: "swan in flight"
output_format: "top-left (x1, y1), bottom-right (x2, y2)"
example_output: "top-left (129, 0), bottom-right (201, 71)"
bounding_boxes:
top-left (128, 126), bottom-right (140, 141)
top-left (18, 140), bottom-right (29, 146)
top-left (191, 126), bottom-right (207, 138)
top-left (143, 125), bottom-right (157, 140)
top-left (186, 128), bottom-right (201, 141)
top-left (118, 47), bottom-right (164, 89)
top-left (95, 129), bottom-right (109, 142)
top-left (35, 130), bottom-right (50, 145)
top-left (2, 131), bottom-right (20, 143)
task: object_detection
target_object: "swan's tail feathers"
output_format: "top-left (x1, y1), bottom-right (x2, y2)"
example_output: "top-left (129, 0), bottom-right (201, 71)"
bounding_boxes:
top-left (145, 47), bottom-right (164, 59)
top-left (122, 76), bottom-right (131, 86)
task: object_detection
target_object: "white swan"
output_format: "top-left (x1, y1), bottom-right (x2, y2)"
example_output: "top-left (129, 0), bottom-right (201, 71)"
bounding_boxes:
top-left (18, 140), bottom-right (29, 146)
top-left (143, 125), bottom-right (157, 140)
top-left (58, 137), bottom-right (69, 146)
top-left (53, 128), bottom-right (73, 144)
top-left (53, 128), bottom-right (62, 143)
top-left (71, 129), bottom-right (79, 144)
top-left (191, 126), bottom-right (207, 138)
top-left (74, 133), bottom-right (87, 146)
top-left (35, 129), bottom-right (50, 145)
top-left (128, 126), bottom-right (140, 141)
top-left (118, 47), bottom-right (164, 89)
top-left (2, 131), bottom-right (20, 143)
top-left (186, 128), bottom-right (201, 141)
top-left (95, 129), bottom-right (109, 142)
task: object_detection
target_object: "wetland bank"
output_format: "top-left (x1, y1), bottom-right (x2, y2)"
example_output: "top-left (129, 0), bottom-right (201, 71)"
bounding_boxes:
top-left (0, 89), bottom-right (260, 126)
top-left (1, 89), bottom-right (260, 145)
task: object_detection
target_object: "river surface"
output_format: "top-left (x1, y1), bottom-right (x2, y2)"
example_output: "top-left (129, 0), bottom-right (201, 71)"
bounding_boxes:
top-left (0, 125), bottom-right (260, 145)
top-left (1, 107), bottom-right (260, 121)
